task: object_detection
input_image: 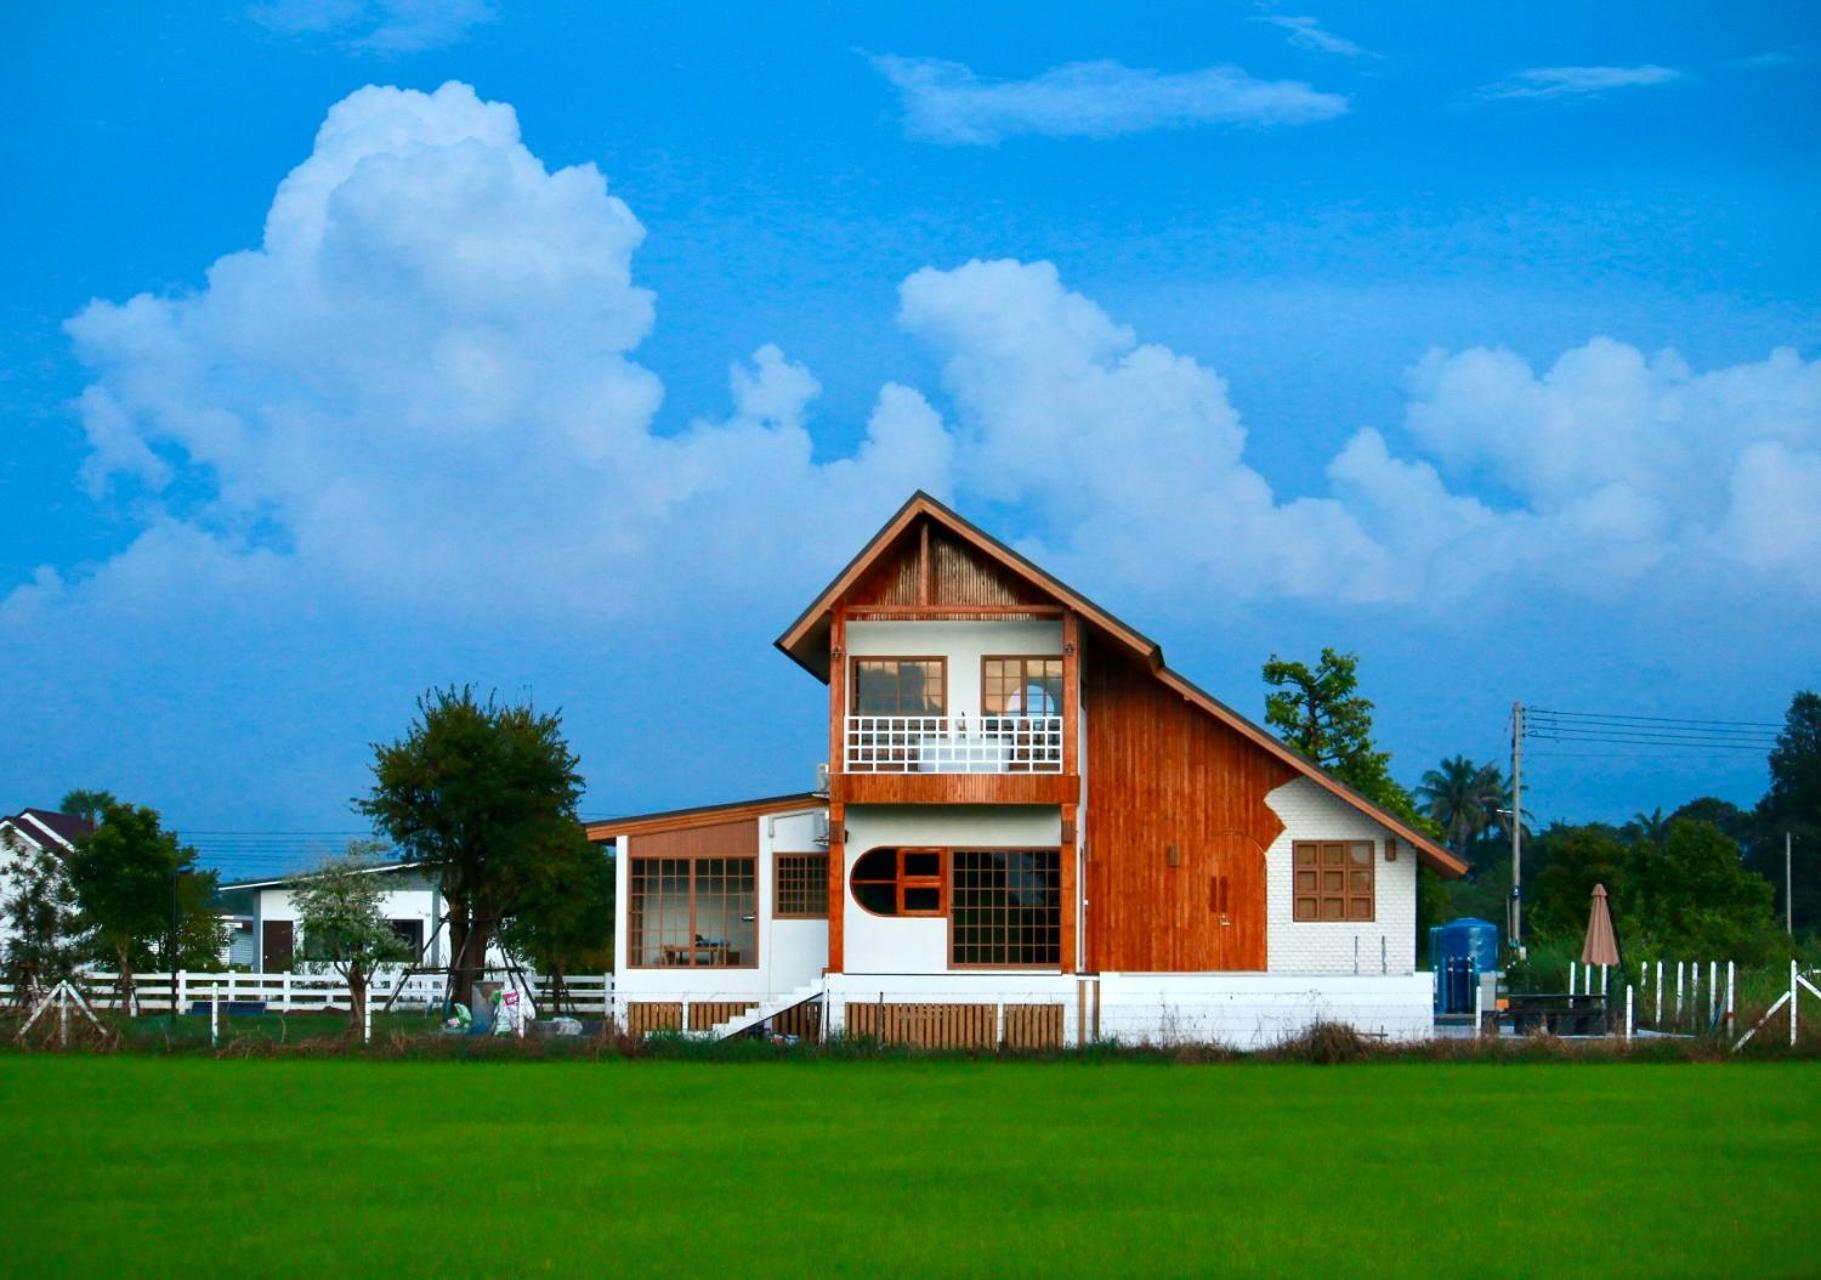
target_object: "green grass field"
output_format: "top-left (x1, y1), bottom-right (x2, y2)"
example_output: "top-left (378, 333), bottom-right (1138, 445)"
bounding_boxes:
top-left (2, 1057), bottom-right (1815, 1278)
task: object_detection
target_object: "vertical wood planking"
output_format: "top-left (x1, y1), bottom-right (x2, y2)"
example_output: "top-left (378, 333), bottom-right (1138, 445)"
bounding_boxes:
top-left (1083, 638), bottom-right (1293, 971)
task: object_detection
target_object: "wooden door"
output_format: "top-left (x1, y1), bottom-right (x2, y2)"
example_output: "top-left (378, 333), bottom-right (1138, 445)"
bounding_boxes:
top-left (262, 920), bottom-right (293, 971)
top-left (1202, 832), bottom-right (1267, 970)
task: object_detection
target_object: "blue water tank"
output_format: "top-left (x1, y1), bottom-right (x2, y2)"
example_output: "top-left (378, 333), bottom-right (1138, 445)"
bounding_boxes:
top-left (1430, 917), bottom-right (1501, 1016)
top-left (1433, 917), bottom-right (1500, 971)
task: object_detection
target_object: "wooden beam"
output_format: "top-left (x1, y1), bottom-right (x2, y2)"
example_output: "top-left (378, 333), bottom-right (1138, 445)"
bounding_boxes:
top-left (827, 606), bottom-right (847, 975)
top-left (1060, 802), bottom-right (1078, 975)
top-left (918, 519), bottom-right (931, 607)
top-left (842, 604), bottom-right (1066, 618)
top-left (1062, 610), bottom-right (1080, 778)
top-left (826, 801), bottom-right (845, 974)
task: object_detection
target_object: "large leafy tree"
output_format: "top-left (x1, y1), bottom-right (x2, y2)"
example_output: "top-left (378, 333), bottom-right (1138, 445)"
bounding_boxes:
top-left (1629, 819), bottom-right (1782, 962)
top-left (500, 825), bottom-right (614, 1014)
top-left (64, 802), bottom-right (219, 1008)
top-left (1, 827), bottom-right (90, 1006)
top-left (293, 842), bottom-right (410, 1031)
top-left (1752, 690), bottom-right (1821, 935)
top-left (1529, 823), bottom-right (1630, 945)
top-left (360, 687), bottom-right (585, 1009)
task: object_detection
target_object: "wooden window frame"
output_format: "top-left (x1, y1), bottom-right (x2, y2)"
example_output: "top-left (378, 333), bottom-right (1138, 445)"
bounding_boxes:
top-left (947, 847), bottom-right (1064, 970)
top-left (848, 656), bottom-right (948, 717)
top-left (627, 853), bottom-right (760, 969)
top-left (849, 846), bottom-right (947, 918)
top-left (773, 851), bottom-right (830, 920)
top-left (1291, 840), bottom-right (1376, 923)
top-left (979, 654), bottom-right (1065, 717)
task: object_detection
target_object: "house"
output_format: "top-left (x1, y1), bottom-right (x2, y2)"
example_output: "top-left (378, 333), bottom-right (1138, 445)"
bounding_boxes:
top-left (212, 862), bottom-right (446, 971)
top-left (0, 808), bottom-right (94, 954)
top-left (587, 492), bottom-right (1467, 1049)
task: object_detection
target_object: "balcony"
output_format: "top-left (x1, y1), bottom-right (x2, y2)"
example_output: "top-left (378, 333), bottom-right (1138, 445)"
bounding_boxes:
top-left (844, 714), bottom-right (1065, 774)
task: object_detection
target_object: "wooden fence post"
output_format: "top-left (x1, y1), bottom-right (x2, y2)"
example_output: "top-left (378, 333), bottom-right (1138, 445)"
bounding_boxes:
top-left (1655, 960), bottom-right (1663, 1027)
top-left (1792, 960), bottom-right (1800, 1048)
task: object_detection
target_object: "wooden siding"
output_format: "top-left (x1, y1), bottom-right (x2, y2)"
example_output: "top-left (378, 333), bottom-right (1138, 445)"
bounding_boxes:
top-left (1083, 639), bottom-right (1296, 972)
top-left (845, 520), bottom-right (1056, 612)
top-left (626, 817), bottom-right (757, 860)
top-left (846, 1001), bottom-right (995, 1047)
top-left (625, 1002), bottom-right (683, 1035)
top-left (844, 1001), bottom-right (1064, 1048)
top-left (685, 1001), bottom-right (759, 1032)
top-left (1002, 1003), bottom-right (1066, 1049)
top-left (832, 771), bottom-right (1078, 806)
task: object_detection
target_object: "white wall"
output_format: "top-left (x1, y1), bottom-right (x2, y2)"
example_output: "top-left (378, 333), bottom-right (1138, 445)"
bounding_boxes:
top-left (842, 804), bottom-right (1062, 975)
top-left (249, 869), bottom-right (452, 968)
top-left (846, 620), bottom-right (1062, 718)
top-left (824, 971), bottom-right (1434, 1050)
top-left (1263, 777), bottom-right (1416, 975)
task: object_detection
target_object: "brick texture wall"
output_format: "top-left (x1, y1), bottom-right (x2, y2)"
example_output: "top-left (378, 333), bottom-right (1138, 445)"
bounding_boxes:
top-left (1264, 777), bottom-right (1416, 975)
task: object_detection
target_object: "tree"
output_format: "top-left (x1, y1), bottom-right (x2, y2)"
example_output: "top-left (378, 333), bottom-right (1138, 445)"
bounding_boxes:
top-left (500, 825), bottom-right (613, 1014)
top-left (1529, 823), bottom-right (1630, 945)
top-left (1, 827), bottom-right (90, 1007)
top-left (1263, 649), bottom-right (1389, 786)
top-left (1262, 648), bottom-right (1450, 948)
top-left (1630, 819), bottom-right (1782, 963)
top-left (1417, 756), bottom-right (1509, 855)
top-left (58, 789), bottom-right (118, 826)
top-left (64, 802), bottom-right (219, 1009)
top-left (1752, 690), bottom-right (1821, 935)
top-left (292, 842), bottom-right (410, 1031)
top-left (360, 687), bottom-right (585, 1009)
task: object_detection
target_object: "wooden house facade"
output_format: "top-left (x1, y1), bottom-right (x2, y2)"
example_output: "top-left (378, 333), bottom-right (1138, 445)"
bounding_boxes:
top-left (589, 493), bottom-right (1466, 1049)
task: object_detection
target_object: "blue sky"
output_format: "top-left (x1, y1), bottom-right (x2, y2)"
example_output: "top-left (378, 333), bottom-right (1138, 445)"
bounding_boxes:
top-left (3, 2), bottom-right (1817, 876)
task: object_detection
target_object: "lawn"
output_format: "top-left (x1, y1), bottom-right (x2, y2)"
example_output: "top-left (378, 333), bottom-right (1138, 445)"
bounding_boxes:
top-left (2, 1057), bottom-right (1815, 1278)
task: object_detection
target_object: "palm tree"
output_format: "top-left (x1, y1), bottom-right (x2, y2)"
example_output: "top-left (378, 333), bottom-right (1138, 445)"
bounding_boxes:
top-left (1628, 807), bottom-right (1670, 845)
top-left (1418, 756), bottom-right (1487, 854)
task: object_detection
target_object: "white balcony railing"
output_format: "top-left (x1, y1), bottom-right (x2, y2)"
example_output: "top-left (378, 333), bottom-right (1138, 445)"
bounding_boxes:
top-left (844, 714), bottom-right (1065, 774)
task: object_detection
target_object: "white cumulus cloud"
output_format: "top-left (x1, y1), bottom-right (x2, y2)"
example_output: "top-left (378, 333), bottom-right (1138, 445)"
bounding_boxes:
top-left (871, 55), bottom-right (1349, 144)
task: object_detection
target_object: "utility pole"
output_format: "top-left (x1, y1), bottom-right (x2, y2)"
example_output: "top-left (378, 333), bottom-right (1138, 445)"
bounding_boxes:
top-left (1789, 832), bottom-right (1795, 936)
top-left (1511, 701), bottom-right (1524, 954)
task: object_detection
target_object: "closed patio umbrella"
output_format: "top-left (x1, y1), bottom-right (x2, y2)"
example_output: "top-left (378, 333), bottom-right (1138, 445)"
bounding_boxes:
top-left (1581, 883), bottom-right (1620, 967)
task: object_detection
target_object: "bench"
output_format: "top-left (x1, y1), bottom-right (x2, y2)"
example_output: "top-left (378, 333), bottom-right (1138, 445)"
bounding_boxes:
top-left (1506, 993), bottom-right (1608, 1036)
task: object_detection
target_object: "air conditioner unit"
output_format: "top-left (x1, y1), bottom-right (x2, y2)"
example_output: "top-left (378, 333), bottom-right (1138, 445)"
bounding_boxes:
top-left (812, 811), bottom-right (831, 845)
top-left (813, 762), bottom-right (830, 796)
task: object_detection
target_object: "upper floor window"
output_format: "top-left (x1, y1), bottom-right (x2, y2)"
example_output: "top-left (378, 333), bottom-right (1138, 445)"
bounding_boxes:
top-left (852, 658), bottom-right (946, 717)
top-left (1292, 841), bottom-right (1375, 922)
top-left (983, 656), bottom-right (1063, 717)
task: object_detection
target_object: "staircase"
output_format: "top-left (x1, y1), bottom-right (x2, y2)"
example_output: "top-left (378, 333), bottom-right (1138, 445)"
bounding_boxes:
top-left (708, 980), bottom-right (826, 1041)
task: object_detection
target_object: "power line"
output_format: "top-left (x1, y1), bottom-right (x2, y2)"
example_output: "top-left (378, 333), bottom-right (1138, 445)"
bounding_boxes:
top-left (1526, 707), bottom-right (1783, 730)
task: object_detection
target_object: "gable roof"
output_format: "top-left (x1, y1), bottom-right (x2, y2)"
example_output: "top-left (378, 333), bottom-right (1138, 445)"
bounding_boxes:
top-left (584, 793), bottom-right (822, 842)
top-left (217, 860), bottom-right (426, 892)
top-left (774, 491), bottom-right (1468, 877)
top-left (2, 808), bottom-right (95, 852)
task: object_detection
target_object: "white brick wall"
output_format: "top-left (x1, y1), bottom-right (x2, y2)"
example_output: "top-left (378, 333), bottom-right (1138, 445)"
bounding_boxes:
top-left (1264, 777), bottom-right (1415, 975)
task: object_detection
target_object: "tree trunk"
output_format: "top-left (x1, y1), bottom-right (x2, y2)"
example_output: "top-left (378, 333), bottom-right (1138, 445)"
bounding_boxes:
top-left (115, 944), bottom-right (136, 1016)
top-left (347, 961), bottom-right (367, 1034)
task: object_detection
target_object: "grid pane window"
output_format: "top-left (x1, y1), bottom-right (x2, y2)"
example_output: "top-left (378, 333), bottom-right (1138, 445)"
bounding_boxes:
top-left (775, 853), bottom-right (829, 919)
top-left (852, 659), bottom-right (946, 715)
top-left (950, 850), bottom-right (1062, 967)
top-left (629, 855), bottom-right (757, 966)
top-left (1292, 841), bottom-right (1375, 922)
top-left (982, 657), bottom-right (1063, 717)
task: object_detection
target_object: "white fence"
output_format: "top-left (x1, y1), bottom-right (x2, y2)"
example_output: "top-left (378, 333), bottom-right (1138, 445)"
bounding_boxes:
top-left (844, 714), bottom-right (1065, 773)
top-left (1, 969), bottom-right (613, 1016)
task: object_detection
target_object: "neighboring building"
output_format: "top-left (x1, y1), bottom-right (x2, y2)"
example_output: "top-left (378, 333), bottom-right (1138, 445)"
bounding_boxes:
top-left (0, 808), bottom-right (94, 953)
top-left (213, 863), bottom-right (445, 971)
top-left (588, 493), bottom-right (1468, 1048)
